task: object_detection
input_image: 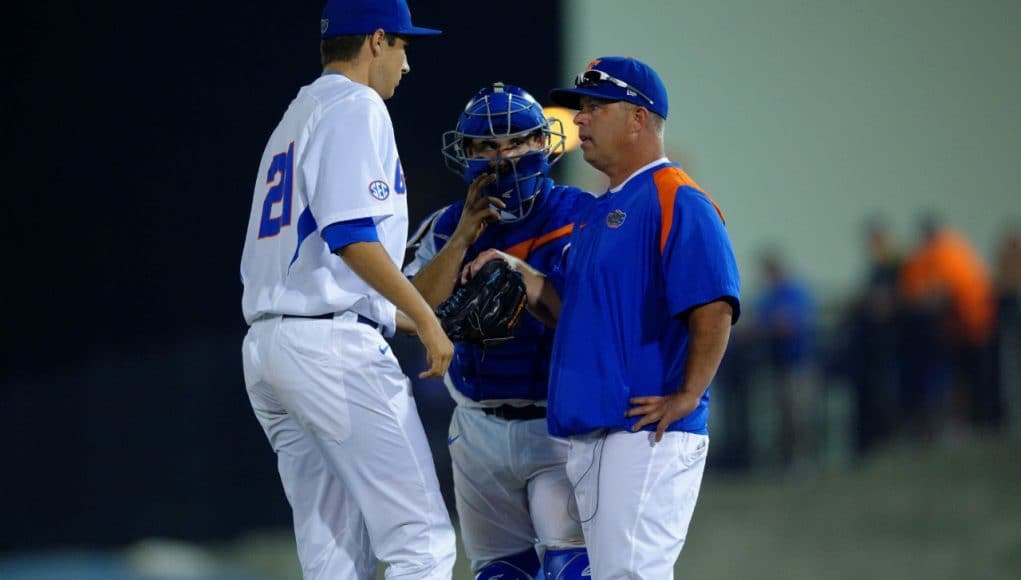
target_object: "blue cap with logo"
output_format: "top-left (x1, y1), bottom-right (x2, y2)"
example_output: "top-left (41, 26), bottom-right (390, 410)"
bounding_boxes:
top-left (550, 56), bottom-right (669, 119)
top-left (321, 0), bottom-right (442, 39)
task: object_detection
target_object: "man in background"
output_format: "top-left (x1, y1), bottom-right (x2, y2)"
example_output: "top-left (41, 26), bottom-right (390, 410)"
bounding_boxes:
top-left (899, 214), bottom-right (996, 439)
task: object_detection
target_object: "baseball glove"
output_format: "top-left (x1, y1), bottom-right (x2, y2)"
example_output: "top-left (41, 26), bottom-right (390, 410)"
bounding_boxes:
top-left (435, 259), bottom-right (527, 346)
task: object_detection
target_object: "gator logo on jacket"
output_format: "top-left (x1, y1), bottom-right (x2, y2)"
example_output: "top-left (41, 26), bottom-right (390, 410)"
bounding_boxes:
top-left (606, 209), bottom-right (626, 228)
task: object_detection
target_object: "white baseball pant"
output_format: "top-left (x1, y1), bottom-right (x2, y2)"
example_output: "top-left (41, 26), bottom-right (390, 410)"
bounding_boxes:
top-left (242, 312), bottom-right (456, 579)
top-left (448, 405), bottom-right (584, 572)
top-left (566, 429), bottom-right (709, 579)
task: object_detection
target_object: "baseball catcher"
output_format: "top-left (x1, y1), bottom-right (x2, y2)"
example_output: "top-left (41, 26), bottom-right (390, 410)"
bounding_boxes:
top-left (404, 82), bottom-right (593, 579)
top-left (434, 259), bottom-right (527, 346)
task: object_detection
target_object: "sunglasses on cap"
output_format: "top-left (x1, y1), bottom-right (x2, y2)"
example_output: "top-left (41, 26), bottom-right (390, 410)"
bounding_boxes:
top-left (574, 69), bottom-right (655, 107)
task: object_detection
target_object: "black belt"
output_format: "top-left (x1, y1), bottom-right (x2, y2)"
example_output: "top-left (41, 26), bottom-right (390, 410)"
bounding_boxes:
top-left (282, 313), bottom-right (380, 330)
top-left (482, 405), bottom-right (546, 421)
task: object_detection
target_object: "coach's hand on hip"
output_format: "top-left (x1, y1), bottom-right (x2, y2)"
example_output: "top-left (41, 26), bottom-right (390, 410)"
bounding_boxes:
top-left (626, 392), bottom-right (701, 443)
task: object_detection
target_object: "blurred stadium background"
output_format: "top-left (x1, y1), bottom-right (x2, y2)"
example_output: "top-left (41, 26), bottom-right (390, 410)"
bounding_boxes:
top-left (4, 0), bottom-right (1019, 578)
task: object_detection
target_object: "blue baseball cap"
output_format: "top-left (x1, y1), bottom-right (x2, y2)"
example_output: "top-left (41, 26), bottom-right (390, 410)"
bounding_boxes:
top-left (321, 0), bottom-right (442, 39)
top-left (550, 56), bottom-right (669, 119)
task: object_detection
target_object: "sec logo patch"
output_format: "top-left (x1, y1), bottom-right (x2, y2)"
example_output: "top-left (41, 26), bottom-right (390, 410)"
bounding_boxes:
top-left (368, 180), bottom-right (390, 200)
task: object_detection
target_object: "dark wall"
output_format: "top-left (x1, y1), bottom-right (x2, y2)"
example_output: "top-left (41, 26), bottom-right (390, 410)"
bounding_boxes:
top-left (3, 1), bottom-right (562, 551)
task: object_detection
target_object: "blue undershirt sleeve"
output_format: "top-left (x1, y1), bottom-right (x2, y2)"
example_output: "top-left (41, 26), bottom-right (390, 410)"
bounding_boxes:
top-left (321, 217), bottom-right (379, 252)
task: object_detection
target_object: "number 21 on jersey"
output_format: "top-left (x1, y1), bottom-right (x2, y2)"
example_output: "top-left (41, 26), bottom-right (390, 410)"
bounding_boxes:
top-left (258, 142), bottom-right (294, 238)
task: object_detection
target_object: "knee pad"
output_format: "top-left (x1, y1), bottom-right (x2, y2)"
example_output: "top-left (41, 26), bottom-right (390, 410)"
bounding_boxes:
top-left (543, 547), bottom-right (591, 579)
top-left (475, 548), bottom-right (541, 579)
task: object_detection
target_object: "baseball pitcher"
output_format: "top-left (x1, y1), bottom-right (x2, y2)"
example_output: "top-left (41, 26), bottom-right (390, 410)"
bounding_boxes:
top-left (239, 1), bottom-right (455, 578)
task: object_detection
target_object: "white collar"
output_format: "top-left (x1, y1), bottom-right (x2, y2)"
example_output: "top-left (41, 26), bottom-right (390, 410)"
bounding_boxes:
top-left (608, 157), bottom-right (671, 194)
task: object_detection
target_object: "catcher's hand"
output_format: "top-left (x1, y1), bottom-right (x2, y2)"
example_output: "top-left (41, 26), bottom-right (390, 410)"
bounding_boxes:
top-left (435, 259), bottom-right (527, 346)
top-left (451, 173), bottom-right (502, 246)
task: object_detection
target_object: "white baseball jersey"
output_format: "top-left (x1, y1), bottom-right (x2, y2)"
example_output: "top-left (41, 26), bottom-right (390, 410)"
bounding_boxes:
top-left (241, 73), bottom-right (408, 335)
top-left (240, 72), bottom-right (456, 578)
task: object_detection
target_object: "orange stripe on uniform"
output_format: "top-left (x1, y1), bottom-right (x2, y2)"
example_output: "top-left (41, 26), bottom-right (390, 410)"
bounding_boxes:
top-left (652, 166), bottom-right (725, 253)
top-left (503, 223), bottom-right (575, 260)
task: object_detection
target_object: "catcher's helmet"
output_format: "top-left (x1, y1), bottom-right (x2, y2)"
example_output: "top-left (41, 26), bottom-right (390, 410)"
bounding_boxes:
top-left (442, 83), bottom-right (566, 222)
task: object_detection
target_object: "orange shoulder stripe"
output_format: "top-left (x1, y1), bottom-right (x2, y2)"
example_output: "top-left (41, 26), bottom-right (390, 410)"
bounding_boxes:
top-left (652, 166), bottom-right (725, 253)
top-left (503, 223), bottom-right (575, 260)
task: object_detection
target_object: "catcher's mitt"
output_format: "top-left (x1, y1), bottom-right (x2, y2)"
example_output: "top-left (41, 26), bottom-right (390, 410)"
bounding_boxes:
top-left (435, 259), bottom-right (527, 346)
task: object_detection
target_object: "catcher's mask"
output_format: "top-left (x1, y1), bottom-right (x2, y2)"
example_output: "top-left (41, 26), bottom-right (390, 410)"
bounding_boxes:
top-left (442, 83), bottom-right (566, 223)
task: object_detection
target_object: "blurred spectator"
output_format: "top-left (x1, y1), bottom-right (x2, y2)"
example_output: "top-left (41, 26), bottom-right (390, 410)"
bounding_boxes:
top-left (898, 214), bottom-right (996, 439)
top-left (994, 222), bottom-right (1021, 314)
top-left (754, 250), bottom-right (819, 474)
top-left (840, 216), bottom-right (904, 455)
top-left (993, 223), bottom-right (1021, 433)
top-left (709, 326), bottom-right (755, 471)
